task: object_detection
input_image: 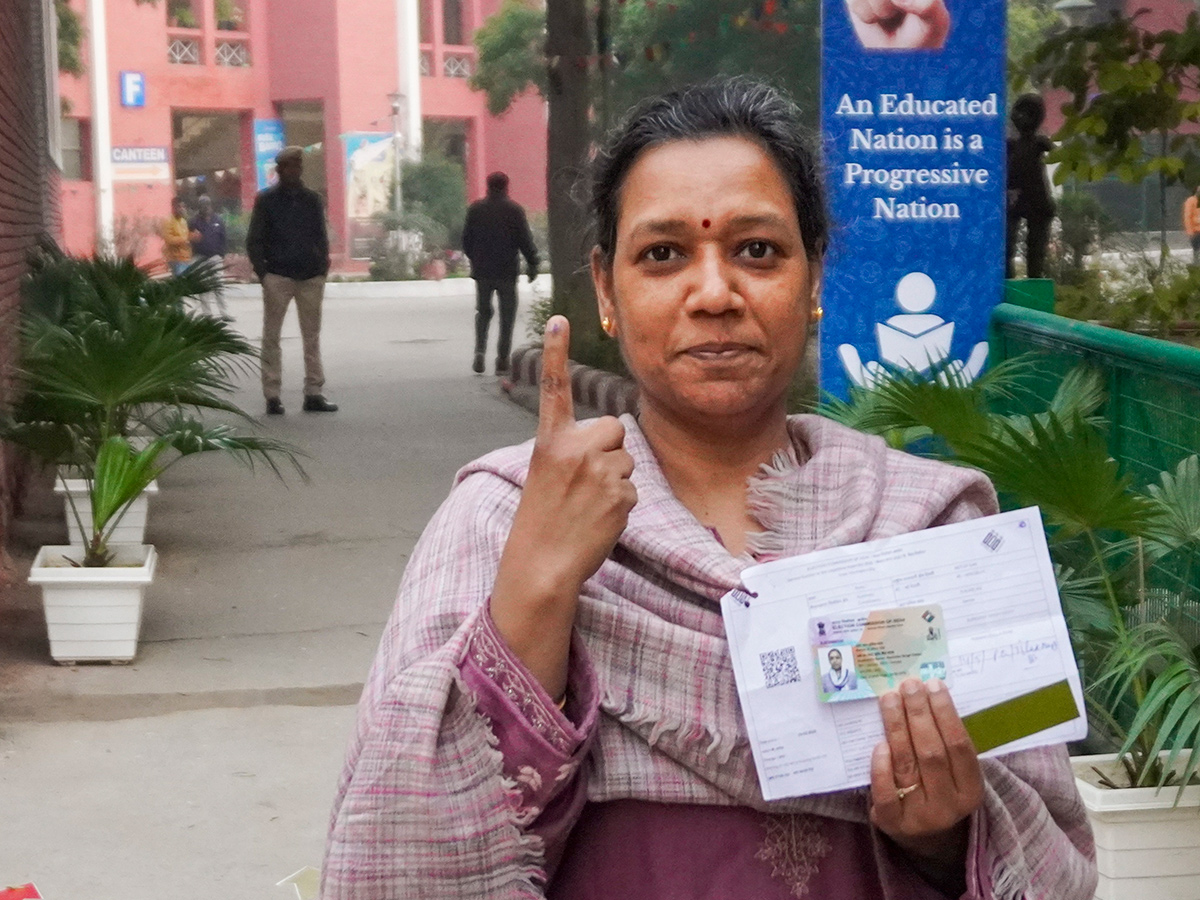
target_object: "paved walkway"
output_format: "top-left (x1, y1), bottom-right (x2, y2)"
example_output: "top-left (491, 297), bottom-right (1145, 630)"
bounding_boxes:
top-left (0, 282), bottom-right (540, 898)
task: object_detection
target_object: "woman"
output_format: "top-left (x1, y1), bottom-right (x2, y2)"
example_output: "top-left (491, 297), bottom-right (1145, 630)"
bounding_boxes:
top-left (322, 79), bottom-right (1096, 900)
top-left (823, 648), bottom-right (859, 694)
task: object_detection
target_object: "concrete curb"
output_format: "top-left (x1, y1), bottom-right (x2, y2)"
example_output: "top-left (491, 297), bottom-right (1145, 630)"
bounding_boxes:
top-left (507, 344), bottom-right (638, 418)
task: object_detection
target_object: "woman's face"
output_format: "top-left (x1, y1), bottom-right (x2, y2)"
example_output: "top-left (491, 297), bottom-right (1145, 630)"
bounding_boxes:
top-left (593, 136), bottom-right (819, 429)
top-left (829, 649), bottom-right (843, 671)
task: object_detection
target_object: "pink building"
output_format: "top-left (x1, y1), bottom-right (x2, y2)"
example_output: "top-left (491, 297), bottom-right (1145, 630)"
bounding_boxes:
top-left (58, 0), bottom-right (547, 270)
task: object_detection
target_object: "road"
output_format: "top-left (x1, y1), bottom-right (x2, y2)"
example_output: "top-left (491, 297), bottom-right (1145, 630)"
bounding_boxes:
top-left (0, 283), bottom-right (539, 898)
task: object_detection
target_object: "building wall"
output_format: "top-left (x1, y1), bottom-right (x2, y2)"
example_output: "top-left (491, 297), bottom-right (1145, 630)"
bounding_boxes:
top-left (484, 89), bottom-right (548, 213)
top-left (60, 0), bottom-right (276, 261)
top-left (0, 0), bottom-right (58, 557)
top-left (57, 0), bottom-right (548, 268)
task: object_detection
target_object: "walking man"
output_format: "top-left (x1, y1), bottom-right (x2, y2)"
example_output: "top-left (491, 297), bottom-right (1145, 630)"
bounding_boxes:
top-left (161, 196), bottom-right (193, 276)
top-left (188, 195), bottom-right (229, 317)
top-left (461, 171), bottom-right (539, 375)
top-left (246, 146), bottom-right (337, 415)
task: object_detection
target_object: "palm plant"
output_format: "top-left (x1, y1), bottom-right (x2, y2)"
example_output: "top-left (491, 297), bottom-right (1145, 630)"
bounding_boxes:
top-left (20, 244), bottom-right (225, 326)
top-left (5, 248), bottom-right (267, 466)
top-left (2, 249), bottom-right (305, 563)
top-left (7, 305), bottom-right (259, 467)
top-left (68, 424), bottom-right (300, 567)
top-left (822, 360), bottom-right (1200, 798)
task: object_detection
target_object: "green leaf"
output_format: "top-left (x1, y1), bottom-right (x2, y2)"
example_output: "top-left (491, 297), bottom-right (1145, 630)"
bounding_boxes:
top-left (1143, 456), bottom-right (1200, 554)
top-left (87, 436), bottom-right (168, 562)
top-left (1095, 622), bottom-right (1200, 796)
top-left (956, 414), bottom-right (1158, 540)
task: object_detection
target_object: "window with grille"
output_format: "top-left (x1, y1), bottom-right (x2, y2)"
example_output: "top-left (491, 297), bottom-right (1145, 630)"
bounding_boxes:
top-left (443, 0), bottom-right (464, 45)
top-left (61, 117), bottom-right (90, 180)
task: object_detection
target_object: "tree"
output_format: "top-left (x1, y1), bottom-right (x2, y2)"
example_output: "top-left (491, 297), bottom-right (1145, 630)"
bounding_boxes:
top-left (56, 0), bottom-right (84, 76)
top-left (606, 0), bottom-right (820, 126)
top-left (473, 0), bottom-right (822, 365)
top-left (471, 0), bottom-right (547, 116)
top-left (544, 0), bottom-right (596, 362)
top-left (1029, 11), bottom-right (1200, 262)
top-left (401, 153), bottom-right (468, 245)
top-left (1007, 0), bottom-right (1059, 95)
top-left (473, 0), bottom-right (822, 127)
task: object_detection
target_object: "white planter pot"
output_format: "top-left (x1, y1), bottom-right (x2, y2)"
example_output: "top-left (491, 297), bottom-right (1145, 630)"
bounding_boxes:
top-left (54, 477), bottom-right (159, 547)
top-left (28, 544), bottom-right (157, 663)
top-left (1073, 753), bottom-right (1200, 900)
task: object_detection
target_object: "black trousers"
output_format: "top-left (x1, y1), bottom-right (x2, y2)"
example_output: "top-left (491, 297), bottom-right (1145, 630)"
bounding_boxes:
top-left (1006, 212), bottom-right (1053, 279)
top-left (474, 277), bottom-right (518, 360)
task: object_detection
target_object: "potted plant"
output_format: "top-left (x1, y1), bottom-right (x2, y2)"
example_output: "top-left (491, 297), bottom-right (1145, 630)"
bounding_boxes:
top-left (4, 248), bottom-right (304, 662)
top-left (29, 436), bottom-right (161, 663)
top-left (823, 361), bottom-right (1200, 898)
top-left (29, 423), bottom-right (300, 663)
top-left (7, 251), bottom-right (251, 542)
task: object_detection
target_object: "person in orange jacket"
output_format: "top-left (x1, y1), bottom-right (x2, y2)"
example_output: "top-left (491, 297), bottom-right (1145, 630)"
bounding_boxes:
top-left (1184, 185), bottom-right (1200, 266)
top-left (160, 196), bottom-right (193, 275)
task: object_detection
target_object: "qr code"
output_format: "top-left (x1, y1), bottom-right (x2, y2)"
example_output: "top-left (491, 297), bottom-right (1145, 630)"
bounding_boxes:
top-left (760, 647), bottom-right (801, 688)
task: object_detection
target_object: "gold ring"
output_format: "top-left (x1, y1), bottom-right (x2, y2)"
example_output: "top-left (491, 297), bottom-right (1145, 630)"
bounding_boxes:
top-left (895, 783), bottom-right (920, 800)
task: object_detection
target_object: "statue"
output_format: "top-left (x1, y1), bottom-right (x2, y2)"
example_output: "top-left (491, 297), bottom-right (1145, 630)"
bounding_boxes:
top-left (1006, 94), bottom-right (1057, 279)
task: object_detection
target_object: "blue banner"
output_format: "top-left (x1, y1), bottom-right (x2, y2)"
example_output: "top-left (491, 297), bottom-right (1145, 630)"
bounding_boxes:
top-left (820, 0), bottom-right (1006, 398)
top-left (253, 119), bottom-right (286, 191)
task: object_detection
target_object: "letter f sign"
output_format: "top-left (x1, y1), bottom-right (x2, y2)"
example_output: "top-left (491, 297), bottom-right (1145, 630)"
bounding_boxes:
top-left (120, 72), bottom-right (145, 108)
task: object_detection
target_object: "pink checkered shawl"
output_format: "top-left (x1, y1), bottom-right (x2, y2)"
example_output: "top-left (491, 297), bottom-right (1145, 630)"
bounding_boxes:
top-left (322, 414), bottom-right (1097, 899)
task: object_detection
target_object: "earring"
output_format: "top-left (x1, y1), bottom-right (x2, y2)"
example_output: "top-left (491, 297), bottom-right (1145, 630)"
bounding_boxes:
top-left (810, 306), bottom-right (824, 324)
top-left (601, 316), bottom-right (614, 335)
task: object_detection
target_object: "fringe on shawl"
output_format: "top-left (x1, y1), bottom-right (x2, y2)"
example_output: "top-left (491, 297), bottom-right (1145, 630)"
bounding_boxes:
top-left (448, 668), bottom-right (551, 893)
top-left (601, 687), bottom-right (740, 766)
top-left (745, 447), bottom-right (805, 560)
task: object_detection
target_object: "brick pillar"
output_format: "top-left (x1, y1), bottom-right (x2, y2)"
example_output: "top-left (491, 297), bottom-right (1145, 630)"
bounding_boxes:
top-left (0, 0), bottom-right (57, 564)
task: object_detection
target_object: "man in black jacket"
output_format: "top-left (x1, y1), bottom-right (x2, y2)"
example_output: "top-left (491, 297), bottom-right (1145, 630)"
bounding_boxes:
top-left (461, 171), bottom-right (539, 375)
top-left (247, 146), bottom-right (337, 415)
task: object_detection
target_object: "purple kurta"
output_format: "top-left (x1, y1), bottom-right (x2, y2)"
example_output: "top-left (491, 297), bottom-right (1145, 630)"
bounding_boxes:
top-left (462, 606), bottom-right (941, 898)
top-left (322, 415), bottom-right (1098, 900)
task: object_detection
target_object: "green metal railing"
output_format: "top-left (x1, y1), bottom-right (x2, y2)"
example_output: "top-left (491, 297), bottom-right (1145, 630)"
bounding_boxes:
top-left (990, 301), bottom-right (1200, 622)
top-left (990, 302), bottom-right (1200, 486)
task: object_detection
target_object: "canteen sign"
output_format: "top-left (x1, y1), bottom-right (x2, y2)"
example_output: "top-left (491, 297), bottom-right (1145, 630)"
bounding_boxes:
top-left (820, 0), bottom-right (1007, 399)
top-left (111, 145), bottom-right (170, 181)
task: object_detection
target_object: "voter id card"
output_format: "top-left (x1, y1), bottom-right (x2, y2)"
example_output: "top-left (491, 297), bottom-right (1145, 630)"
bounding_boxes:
top-left (810, 605), bottom-right (948, 703)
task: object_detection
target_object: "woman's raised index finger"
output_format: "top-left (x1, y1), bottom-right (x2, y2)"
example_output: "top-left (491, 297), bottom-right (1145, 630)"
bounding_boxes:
top-left (539, 316), bottom-right (575, 436)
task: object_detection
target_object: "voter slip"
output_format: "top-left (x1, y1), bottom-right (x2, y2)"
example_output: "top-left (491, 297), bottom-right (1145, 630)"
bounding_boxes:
top-left (720, 508), bottom-right (1086, 800)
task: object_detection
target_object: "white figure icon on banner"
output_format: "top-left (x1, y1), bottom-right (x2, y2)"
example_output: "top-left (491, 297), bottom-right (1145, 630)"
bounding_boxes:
top-left (837, 271), bottom-right (989, 388)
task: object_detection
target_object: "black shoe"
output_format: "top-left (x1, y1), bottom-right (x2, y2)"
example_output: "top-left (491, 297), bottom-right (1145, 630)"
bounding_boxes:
top-left (303, 394), bottom-right (339, 412)
top-left (495, 356), bottom-right (510, 376)
top-left (266, 397), bottom-right (285, 415)
top-left (472, 352), bottom-right (485, 374)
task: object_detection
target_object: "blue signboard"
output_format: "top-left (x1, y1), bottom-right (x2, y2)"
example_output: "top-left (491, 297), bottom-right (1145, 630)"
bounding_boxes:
top-left (119, 71), bottom-right (145, 108)
top-left (820, 0), bottom-right (1007, 398)
top-left (253, 119), bottom-right (287, 190)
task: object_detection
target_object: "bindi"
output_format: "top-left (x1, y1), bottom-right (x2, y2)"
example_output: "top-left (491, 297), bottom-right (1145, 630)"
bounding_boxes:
top-left (701, 219), bottom-right (711, 229)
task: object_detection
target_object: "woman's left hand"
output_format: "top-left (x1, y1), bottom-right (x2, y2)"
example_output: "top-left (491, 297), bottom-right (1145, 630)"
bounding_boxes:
top-left (869, 678), bottom-right (984, 867)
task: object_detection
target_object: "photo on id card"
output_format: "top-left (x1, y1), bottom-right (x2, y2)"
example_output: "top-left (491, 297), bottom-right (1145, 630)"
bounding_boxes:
top-left (810, 605), bottom-right (949, 703)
